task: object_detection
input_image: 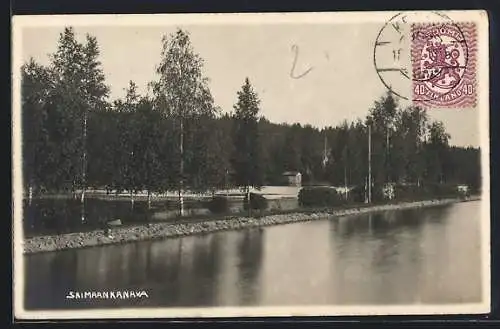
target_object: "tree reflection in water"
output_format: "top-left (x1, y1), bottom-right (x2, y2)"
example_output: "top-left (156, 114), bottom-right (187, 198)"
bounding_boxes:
top-left (236, 228), bottom-right (265, 305)
top-left (24, 201), bottom-right (481, 309)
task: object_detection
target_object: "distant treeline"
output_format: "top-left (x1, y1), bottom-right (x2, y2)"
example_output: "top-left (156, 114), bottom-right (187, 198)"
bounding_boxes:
top-left (21, 27), bottom-right (481, 198)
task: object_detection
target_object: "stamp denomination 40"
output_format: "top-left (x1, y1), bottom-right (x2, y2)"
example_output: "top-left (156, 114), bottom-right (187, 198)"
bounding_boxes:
top-left (411, 22), bottom-right (477, 108)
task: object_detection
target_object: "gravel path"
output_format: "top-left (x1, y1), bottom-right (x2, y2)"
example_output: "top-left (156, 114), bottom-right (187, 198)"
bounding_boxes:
top-left (22, 197), bottom-right (477, 254)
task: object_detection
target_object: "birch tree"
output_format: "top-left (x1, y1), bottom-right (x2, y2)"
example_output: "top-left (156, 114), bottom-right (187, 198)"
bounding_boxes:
top-left (21, 59), bottom-right (53, 201)
top-left (151, 29), bottom-right (217, 216)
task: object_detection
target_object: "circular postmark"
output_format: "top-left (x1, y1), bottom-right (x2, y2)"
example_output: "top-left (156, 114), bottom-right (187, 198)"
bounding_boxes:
top-left (373, 11), bottom-right (471, 106)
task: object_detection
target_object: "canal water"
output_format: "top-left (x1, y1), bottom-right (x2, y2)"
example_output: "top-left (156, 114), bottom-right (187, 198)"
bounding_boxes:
top-left (24, 201), bottom-right (482, 309)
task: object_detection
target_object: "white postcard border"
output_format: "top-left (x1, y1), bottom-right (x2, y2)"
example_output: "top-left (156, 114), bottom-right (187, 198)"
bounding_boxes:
top-left (12, 10), bottom-right (491, 320)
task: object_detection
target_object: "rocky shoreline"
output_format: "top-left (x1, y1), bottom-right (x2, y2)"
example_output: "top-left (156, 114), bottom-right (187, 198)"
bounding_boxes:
top-left (22, 197), bottom-right (478, 254)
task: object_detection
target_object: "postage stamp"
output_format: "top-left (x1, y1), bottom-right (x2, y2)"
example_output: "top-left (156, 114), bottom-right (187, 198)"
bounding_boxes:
top-left (411, 22), bottom-right (477, 108)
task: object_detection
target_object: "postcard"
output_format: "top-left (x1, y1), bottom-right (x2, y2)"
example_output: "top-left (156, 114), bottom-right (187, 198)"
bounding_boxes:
top-left (12, 10), bottom-right (490, 319)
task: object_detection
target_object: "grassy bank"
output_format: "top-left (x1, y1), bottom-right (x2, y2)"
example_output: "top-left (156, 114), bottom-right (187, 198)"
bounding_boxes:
top-left (21, 196), bottom-right (480, 254)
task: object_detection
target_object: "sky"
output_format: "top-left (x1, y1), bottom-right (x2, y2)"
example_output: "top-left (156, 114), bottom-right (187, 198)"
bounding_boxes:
top-left (20, 22), bottom-right (480, 147)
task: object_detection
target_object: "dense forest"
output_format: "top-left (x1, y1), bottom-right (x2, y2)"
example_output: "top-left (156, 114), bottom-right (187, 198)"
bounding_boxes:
top-left (21, 27), bottom-right (481, 200)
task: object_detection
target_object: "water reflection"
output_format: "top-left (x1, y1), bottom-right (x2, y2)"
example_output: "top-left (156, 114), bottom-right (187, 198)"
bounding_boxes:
top-left (236, 229), bottom-right (264, 305)
top-left (24, 201), bottom-right (482, 309)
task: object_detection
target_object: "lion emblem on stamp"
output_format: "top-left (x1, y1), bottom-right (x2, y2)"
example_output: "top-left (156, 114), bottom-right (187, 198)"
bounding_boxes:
top-left (374, 12), bottom-right (478, 109)
top-left (411, 22), bottom-right (477, 108)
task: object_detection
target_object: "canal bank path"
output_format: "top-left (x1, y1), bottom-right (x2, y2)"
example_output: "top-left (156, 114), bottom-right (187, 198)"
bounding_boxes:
top-left (21, 197), bottom-right (480, 254)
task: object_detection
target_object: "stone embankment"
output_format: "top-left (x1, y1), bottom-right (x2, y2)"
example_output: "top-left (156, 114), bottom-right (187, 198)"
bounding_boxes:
top-left (22, 197), bottom-right (479, 254)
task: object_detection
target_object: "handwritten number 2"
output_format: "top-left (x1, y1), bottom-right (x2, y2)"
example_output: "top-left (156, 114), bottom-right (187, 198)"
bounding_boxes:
top-left (290, 45), bottom-right (313, 79)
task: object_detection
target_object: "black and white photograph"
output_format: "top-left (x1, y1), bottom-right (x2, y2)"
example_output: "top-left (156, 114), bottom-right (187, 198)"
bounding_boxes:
top-left (12, 11), bottom-right (490, 319)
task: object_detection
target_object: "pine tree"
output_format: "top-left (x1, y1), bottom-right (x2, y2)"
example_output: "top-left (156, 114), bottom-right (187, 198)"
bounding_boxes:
top-left (368, 92), bottom-right (399, 186)
top-left (282, 123), bottom-right (302, 173)
top-left (134, 95), bottom-right (165, 208)
top-left (424, 121), bottom-right (451, 184)
top-left (112, 81), bottom-right (141, 200)
top-left (232, 77), bottom-right (264, 200)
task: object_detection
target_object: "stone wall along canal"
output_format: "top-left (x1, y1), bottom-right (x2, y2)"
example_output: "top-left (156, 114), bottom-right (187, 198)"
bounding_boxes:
top-left (24, 200), bottom-right (482, 309)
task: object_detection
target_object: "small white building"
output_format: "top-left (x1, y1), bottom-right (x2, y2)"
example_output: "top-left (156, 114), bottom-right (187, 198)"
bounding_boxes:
top-left (282, 171), bottom-right (302, 187)
top-left (457, 184), bottom-right (470, 195)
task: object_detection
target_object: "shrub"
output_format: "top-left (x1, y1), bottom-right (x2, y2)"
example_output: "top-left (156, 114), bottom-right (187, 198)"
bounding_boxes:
top-left (206, 196), bottom-right (230, 214)
top-left (370, 184), bottom-right (387, 202)
top-left (424, 183), bottom-right (460, 199)
top-left (394, 184), bottom-right (425, 200)
top-left (348, 186), bottom-right (366, 203)
top-left (392, 183), bottom-right (461, 200)
top-left (243, 192), bottom-right (268, 211)
top-left (298, 187), bottom-right (343, 208)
